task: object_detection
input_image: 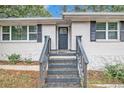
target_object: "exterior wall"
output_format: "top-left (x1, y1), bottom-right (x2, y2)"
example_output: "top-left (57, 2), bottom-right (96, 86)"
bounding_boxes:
top-left (0, 24), bottom-right (56, 61)
top-left (42, 24), bottom-right (56, 49)
top-left (0, 42), bottom-right (43, 61)
top-left (71, 22), bottom-right (124, 70)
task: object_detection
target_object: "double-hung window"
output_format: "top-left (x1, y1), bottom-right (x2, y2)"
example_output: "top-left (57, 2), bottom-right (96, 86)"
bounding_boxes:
top-left (29, 26), bottom-right (37, 40)
top-left (96, 22), bottom-right (106, 39)
top-left (108, 22), bottom-right (118, 39)
top-left (2, 26), bottom-right (10, 40)
top-left (96, 22), bottom-right (119, 41)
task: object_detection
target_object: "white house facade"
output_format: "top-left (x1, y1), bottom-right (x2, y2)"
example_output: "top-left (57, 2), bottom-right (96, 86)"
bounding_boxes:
top-left (0, 12), bottom-right (124, 70)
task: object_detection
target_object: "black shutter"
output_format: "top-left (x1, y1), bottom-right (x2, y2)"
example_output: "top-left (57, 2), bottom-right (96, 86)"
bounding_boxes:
top-left (37, 24), bottom-right (42, 42)
top-left (90, 21), bottom-right (96, 42)
top-left (120, 21), bottom-right (124, 42)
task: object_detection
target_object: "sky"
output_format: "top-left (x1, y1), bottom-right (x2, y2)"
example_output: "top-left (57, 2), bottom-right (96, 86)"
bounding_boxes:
top-left (46, 5), bottom-right (74, 17)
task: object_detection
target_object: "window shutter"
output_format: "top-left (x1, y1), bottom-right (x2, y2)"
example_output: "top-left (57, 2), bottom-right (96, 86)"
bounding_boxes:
top-left (120, 21), bottom-right (124, 42)
top-left (90, 21), bottom-right (96, 41)
top-left (37, 24), bottom-right (42, 42)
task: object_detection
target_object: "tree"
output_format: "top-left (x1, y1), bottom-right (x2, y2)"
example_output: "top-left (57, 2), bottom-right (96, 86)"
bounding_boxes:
top-left (0, 5), bottom-right (51, 18)
top-left (79, 5), bottom-right (124, 12)
top-left (111, 5), bottom-right (124, 12)
top-left (74, 5), bottom-right (82, 12)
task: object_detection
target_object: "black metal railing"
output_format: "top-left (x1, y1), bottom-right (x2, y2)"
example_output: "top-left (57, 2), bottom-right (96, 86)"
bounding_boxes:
top-left (76, 36), bottom-right (89, 88)
top-left (39, 36), bottom-right (51, 87)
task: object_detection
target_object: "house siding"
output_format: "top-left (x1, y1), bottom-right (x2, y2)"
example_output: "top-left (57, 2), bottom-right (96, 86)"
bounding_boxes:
top-left (0, 19), bottom-right (124, 70)
top-left (71, 22), bottom-right (124, 70)
top-left (0, 24), bottom-right (56, 61)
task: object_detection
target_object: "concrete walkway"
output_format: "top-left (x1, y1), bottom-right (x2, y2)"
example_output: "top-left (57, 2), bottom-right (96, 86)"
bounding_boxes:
top-left (91, 84), bottom-right (124, 88)
top-left (0, 65), bottom-right (39, 71)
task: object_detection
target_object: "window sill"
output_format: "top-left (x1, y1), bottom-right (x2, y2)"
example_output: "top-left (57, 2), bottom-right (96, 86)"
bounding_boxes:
top-left (96, 39), bottom-right (120, 43)
top-left (0, 40), bottom-right (37, 43)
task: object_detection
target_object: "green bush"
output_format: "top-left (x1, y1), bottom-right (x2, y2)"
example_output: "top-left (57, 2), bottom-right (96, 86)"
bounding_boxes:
top-left (104, 64), bottom-right (124, 83)
top-left (8, 54), bottom-right (21, 64)
top-left (24, 58), bottom-right (32, 64)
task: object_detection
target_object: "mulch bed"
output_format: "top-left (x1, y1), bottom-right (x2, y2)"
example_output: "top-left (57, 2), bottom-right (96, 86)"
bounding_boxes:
top-left (0, 60), bottom-right (39, 65)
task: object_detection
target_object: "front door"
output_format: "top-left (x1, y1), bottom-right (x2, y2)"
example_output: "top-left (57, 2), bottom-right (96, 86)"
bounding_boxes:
top-left (58, 27), bottom-right (68, 49)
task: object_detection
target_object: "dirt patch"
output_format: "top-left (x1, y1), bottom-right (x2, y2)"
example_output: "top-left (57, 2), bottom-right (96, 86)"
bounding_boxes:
top-left (0, 69), bottom-right (40, 88)
top-left (0, 60), bottom-right (39, 65)
top-left (88, 70), bottom-right (122, 84)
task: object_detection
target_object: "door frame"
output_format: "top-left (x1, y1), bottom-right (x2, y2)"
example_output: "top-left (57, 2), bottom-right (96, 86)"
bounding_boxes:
top-left (58, 27), bottom-right (68, 50)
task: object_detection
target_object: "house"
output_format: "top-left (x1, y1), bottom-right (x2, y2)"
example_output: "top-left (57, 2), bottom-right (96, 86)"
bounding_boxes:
top-left (0, 12), bottom-right (124, 71)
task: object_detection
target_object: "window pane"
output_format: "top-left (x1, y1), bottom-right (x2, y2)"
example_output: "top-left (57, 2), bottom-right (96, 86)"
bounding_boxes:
top-left (29, 26), bottom-right (37, 32)
top-left (2, 26), bottom-right (9, 33)
top-left (96, 23), bottom-right (106, 30)
top-left (96, 31), bottom-right (106, 39)
top-left (12, 26), bottom-right (27, 40)
top-left (2, 34), bottom-right (9, 40)
top-left (108, 31), bottom-right (117, 39)
top-left (29, 34), bottom-right (37, 40)
top-left (108, 22), bottom-right (117, 30)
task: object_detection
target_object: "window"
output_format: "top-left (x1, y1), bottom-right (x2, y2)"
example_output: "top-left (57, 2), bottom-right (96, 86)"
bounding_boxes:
top-left (2, 26), bottom-right (10, 40)
top-left (96, 22), bottom-right (119, 40)
top-left (108, 22), bottom-right (118, 39)
top-left (1, 25), bottom-right (37, 41)
top-left (11, 26), bottom-right (27, 40)
top-left (29, 26), bottom-right (37, 40)
top-left (96, 22), bottom-right (106, 39)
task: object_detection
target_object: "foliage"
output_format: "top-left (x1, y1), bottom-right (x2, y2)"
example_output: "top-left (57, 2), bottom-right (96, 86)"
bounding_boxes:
top-left (60, 5), bottom-right (124, 13)
top-left (104, 64), bottom-right (124, 83)
top-left (24, 58), bottom-right (33, 64)
top-left (0, 5), bottom-right (51, 18)
top-left (8, 54), bottom-right (21, 64)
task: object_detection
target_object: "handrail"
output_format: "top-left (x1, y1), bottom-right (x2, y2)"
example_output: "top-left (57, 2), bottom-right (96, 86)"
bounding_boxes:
top-left (39, 36), bottom-right (51, 87)
top-left (39, 37), bottom-right (49, 62)
top-left (77, 39), bottom-right (89, 64)
top-left (76, 36), bottom-right (89, 88)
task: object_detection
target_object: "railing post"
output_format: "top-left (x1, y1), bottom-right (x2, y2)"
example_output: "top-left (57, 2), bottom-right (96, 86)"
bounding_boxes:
top-left (76, 36), bottom-right (82, 54)
top-left (49, 38), bottom-right (51, 52)
top-left (83, 58), bottom-right (87, 88)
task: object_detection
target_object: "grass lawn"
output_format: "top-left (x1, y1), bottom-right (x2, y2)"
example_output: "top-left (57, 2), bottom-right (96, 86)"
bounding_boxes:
top-left (0, 69), bottom-right (122, 88)
top-left (0, 69), bottom-right (40, 88)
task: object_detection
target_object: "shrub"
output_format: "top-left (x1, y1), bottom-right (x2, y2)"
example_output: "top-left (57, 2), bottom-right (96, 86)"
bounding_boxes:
top-left (8, 54), bottom-right (21, 64)
top-left (24, 58), bottom-right (32, 64)
top-left (104, 64), bottom-right (124, 83)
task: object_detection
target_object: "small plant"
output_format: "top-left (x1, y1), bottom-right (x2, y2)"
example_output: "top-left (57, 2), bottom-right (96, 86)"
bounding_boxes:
top-left (24, 58), bottom-right (32, 64)
top-left (8, 54), bottom-right (21, 64)
top-left (104, 64), bottom-right (124, 83)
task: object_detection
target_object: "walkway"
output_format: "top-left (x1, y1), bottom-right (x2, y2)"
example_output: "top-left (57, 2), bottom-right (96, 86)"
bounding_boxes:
top-left (0, 65), bottom-right (39, 71)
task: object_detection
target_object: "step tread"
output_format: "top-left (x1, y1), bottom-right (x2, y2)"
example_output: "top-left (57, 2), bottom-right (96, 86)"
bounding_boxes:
top-left (48, 64), bottom-right (77, 68)
top-left (46, 77), bottom-right (80, 82)
top-left (48, 75), bottom-right (78, 78)
top-left (46, 82), bottom-right (80, 88)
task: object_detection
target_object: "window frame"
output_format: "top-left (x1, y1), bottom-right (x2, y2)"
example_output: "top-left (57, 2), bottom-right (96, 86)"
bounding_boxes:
top-left (0, 25), bottom-right (37, 42)
top-left (96, 21), bottom-right (120, 42)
